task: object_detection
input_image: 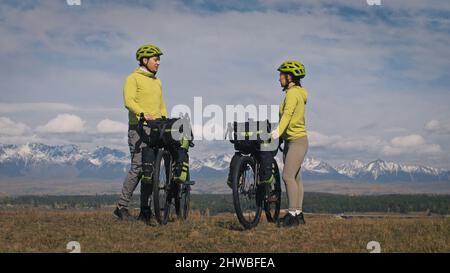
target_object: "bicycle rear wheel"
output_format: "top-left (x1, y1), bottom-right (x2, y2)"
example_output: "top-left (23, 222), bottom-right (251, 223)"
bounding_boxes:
top-left (264, 159), bottom-right (281, 223)
top-left (181, 184), bottom-right (191, 219)
top-left (231, 155), bottom-right (262, 229)
top-left (153, 150), bottom-right (172, 225)
top-left (175, 181), bottom-right (191, 220)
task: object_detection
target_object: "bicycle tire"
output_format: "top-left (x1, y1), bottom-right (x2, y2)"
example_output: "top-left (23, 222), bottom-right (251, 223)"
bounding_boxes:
top-left (153, 150), bottom-right (172, 225)
top-left (181, 184), bottom-right (191, 220)
top-left (231, 155), bottom-right (262, 229)
top-left (264, 159), bottom-right (281, 222)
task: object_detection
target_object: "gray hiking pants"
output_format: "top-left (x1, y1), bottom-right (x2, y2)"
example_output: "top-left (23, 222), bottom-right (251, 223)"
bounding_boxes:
top-left (117, 126), bottom-right (153, 209)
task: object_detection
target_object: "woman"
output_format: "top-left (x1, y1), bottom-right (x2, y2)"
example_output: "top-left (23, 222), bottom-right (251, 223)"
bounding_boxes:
top-left (271, 60), bottom-right (309, 227)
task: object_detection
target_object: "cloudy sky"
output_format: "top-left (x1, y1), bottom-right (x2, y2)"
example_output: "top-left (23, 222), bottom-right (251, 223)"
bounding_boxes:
top-left (0, 0), bottom-right (449, 168)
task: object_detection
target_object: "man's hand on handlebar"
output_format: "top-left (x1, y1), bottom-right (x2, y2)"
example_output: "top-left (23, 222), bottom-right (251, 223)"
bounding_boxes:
top-left (140, 112), bottom-right (155, 122)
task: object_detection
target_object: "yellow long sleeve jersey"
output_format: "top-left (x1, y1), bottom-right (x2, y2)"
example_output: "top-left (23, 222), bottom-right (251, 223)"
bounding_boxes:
top-left (123, 68), bottom-right (168, 125)
top-left (276, 85), bottom-right (308, 141)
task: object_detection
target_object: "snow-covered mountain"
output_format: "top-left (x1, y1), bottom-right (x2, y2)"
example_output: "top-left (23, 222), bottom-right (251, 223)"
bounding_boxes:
top-left (190, 154), bottom-right (231, 180)
top-left (301, 157), bottom-right (349, 180)
top-left (0, 143), bottom-right (129, 179)
top-left (0, 143), bottom-right (449, 183)
top-left (336, 159), bottom-right (447, 182)
top-left (337, 160), bottom-right (366, 178)
top-left (191, 154), bottom-right (232, 171)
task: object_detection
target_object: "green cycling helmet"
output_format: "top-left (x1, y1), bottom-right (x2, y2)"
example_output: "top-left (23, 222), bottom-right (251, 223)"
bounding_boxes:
top-left (136, 44), bottom-right (163, 61)
top-left (277, 60), bottom-right (306, 78)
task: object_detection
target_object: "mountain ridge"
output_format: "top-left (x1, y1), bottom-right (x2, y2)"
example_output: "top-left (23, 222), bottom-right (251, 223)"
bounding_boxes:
top-left (0, 143), bottom-right (448, 183)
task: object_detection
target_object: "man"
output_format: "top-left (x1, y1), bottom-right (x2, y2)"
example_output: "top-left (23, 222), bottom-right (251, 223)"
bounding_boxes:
top-left (113, 44), bottom-right (167, 226)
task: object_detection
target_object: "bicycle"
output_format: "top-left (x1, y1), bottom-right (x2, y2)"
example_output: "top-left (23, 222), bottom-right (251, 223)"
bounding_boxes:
top-left (225, 120), bottom-right (282, 229)
top-left (138, 113), bottom-right (195, 225)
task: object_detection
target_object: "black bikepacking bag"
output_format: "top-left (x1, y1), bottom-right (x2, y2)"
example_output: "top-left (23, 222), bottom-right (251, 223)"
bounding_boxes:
top-left (145, 118), bottom-right (192, 149)
top-left (231, 120), bottom-right (271, 154)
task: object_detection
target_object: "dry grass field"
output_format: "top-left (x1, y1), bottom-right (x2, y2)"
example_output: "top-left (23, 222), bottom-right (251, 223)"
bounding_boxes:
top-left (0, 207), bottom-right (448, 253)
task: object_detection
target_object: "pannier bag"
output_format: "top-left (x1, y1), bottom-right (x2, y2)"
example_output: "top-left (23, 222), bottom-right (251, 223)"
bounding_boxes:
top-left (172, 138), bottom-right (190, 183)
top-left (141, 146), bottom-right (156, 184)
top-left (230, 120), bottom-right (271, 154)
top-left (139, 116), bottom-right (193, 184)
top-left (226, 120), bottom-right (278, 187)
top-left (145, 118), bottom-right (193, 149)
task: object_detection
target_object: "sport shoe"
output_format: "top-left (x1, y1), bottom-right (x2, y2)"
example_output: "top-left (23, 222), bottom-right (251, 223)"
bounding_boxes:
top-left (296, 212), bottom-right (306, 225)
top-left (137, 206), bottom-right (158, 227)
top-left (280, 213), bottom-right (299, 227)
top-left (113, 206), bottom-right (135, 221)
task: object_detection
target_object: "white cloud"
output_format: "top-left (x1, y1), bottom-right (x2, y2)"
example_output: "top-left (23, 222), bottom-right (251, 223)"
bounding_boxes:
top-left (36, 114), bottom-right (86, 133)
top-left (308, 131), bottom-right (342, 147)
top-left (425, 120), bottom-right (441, 131)
top-left (332, 136), bottom-right (385, 153)
top-left (382, 144), bottom-right (442, 156)
top-left (390, 134), bottom-right (425, 148)
top-left (308, 131), bottom-right (442, 158)
top-left (96, 119), bottom-right (127, 134)
top-left (383, 134), bottom-right (442, 156)
top-left (0, 103), bottom-right (78, 114)
top-left (0, 117), bottom-right (30, 136)
top-left (424, 119), bottom-right (450, 134)
top-left (308, 131), bottom-right (386, 153)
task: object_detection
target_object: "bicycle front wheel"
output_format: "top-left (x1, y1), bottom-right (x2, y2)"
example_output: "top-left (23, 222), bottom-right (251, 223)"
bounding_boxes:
top-left (153, 150), bottom-right (172, 225)
top-left (231, 155), bottom-right (262, 229)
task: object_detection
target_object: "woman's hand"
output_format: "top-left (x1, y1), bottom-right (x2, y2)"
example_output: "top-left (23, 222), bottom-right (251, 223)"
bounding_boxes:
top-left (144, 114), bottom-right (155, 121)
top-left (271, 130), bottom-right (280, 140)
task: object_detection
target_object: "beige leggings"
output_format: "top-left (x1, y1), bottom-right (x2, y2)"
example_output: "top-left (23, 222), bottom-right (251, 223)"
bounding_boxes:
top-left (282, 136), bottom-right (309, 211)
